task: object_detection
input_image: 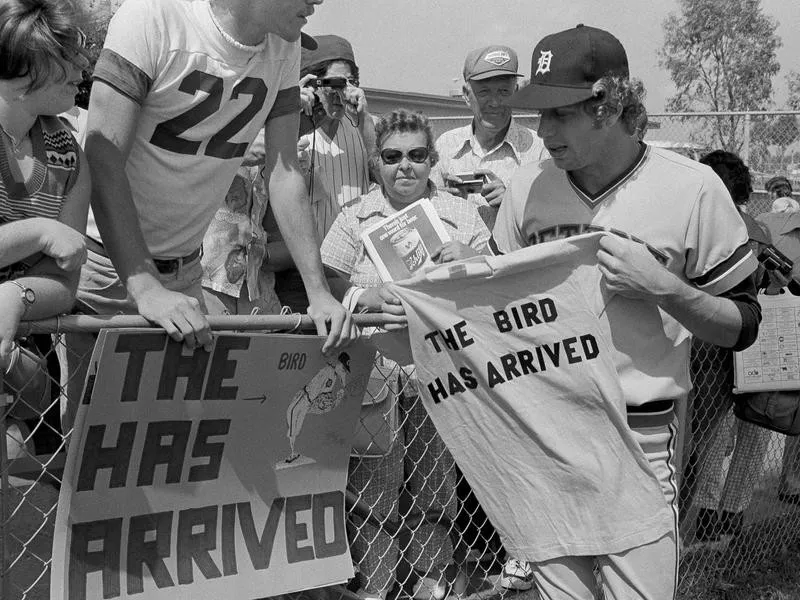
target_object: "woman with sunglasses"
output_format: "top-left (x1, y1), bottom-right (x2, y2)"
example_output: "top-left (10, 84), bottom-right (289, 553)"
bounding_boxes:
top-left (0, 0), bottom-right (90, 439)
top-left (321, 109), bottom-right (489, 600)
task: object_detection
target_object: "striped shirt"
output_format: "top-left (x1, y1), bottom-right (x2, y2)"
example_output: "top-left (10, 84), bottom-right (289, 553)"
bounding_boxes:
top-left (300, 117), bottom-right (370, 240)
top-left (0, 116), bottom-right (79, 223)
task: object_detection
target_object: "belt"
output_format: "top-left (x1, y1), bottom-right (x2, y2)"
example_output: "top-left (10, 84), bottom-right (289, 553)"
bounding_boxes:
top-left (626, 399), bottom-right (675, 429)
top-left (86, 237), bottom-right (202, 274)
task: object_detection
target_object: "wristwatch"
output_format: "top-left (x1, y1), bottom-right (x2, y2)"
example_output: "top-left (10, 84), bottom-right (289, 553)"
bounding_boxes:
top-left (9, 280), bottom-right (35, 315)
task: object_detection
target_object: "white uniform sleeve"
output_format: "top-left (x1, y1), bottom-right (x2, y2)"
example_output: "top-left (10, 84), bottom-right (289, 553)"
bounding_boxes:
top-left (684, 174), bottom-right (758, 296)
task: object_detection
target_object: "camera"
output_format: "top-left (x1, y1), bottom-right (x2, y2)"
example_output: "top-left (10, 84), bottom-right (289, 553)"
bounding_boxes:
top-left (312, 77), bottom-right (348, 90)
top-left (447, 172), bottom-right (487, 194)
top-left (759, 245), bottom-right (794, 277)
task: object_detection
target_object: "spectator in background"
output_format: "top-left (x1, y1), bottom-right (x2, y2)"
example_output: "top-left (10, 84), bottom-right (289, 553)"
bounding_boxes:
top-left (321, 109), bottom-right (488, 600)
top-left (431, 46), bottom-right (547, 588)
top-left (275, 34), bottom-right (375, 313)
top-left (765, 175), bottom-right (794, 206)
top-left (431, 45), bottom-right (547, 231)
top-left (686, 150), bottom-right (773, 542)
top-left (755, 191), bottom-right (800, 505)
top-left (0, 0), bottom-right (90, 451)
top-left (493, 25), bottom-right (760, 598)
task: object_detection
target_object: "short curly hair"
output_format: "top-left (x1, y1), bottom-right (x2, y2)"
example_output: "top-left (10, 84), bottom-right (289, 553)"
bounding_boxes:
top-left (372, 109), bottom-right (439, 168)
top-left (699, 150), bottom-right (753, 206)
top-left (0, 0), bottom-right (86, 92)
top-left (583, 75), bottom-right (648, 139)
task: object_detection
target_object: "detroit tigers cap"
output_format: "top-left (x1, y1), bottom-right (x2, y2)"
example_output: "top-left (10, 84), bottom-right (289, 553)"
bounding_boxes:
top-left (300, 33), bottom-right (317, 51)
top-left (301, 34), bottom-right (355, 71)
top-left (507, 24), bottom-right (629, 110)
top-left (463, 45), bottom-right (523, 81)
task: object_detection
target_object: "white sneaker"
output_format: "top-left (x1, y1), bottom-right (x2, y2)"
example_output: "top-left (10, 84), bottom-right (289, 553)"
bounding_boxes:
top-left (499, 558), bottom-right (533, 591)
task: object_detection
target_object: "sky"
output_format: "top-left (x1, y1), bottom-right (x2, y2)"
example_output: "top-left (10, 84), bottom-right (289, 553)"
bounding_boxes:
top-left (305, 0), bottom-right (800, 113)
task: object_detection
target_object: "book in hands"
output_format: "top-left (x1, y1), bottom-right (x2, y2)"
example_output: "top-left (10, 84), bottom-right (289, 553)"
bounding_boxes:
top-left (360, 198), bottom-right (451, 282)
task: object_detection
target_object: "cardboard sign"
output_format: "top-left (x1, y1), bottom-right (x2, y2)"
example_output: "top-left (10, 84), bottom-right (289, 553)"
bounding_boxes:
top-left (51, 330), bottom-right (373, 600)
top-left (734, 292), bottom-right (800, 392)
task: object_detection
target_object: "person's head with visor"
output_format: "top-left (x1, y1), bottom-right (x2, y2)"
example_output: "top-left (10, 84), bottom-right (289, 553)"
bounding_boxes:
top-left (299, 34), bottom-right (364, 129)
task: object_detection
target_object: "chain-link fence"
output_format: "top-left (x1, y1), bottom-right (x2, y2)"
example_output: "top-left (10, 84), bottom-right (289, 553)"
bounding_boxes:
top-left (3, 311), bottom-right (800, 600)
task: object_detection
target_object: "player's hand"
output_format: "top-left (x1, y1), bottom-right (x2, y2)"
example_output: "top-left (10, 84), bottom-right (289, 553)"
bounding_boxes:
top-left (360, 285), bottom-right (407, 331)
top-left (37, 219), bottom-right (87, 271)
top-left (307, 290), bottom-right (359, 355)
top-left (299, 74), bottom-right (317, 116)
top-left (343, 84), bottom-right (367, 117)
top-left (597, 234), bottom-right (675, 300)
top-left (477, 169), bottom-right (506, 206)
top-left (431, 241), bottom-right (479, 264)
top-left (135, 284), bottom-right (213, 351)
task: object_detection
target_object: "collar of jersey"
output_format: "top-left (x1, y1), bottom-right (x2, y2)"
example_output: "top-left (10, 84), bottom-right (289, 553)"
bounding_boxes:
top-left (567, 142), bottom-right (649, 210)
top-left (207, 2), bottom-right (268, 53)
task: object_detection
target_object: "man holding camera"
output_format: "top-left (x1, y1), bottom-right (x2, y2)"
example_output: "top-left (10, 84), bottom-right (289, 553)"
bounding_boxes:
top-left (431, 45), bottom-right (548, 230)
top-left (274, 35), bottom-right (375, 312)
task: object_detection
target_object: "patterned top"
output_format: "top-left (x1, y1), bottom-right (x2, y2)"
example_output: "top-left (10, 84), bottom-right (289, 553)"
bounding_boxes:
top-left (299, 117), bottom-right (370, 240)
top-left (88, 0), bottom-right (301, 257)
top-left (320, 182), bottom-right (490, 289)
top-left (201, 165), bottom-right (280, 312)
top-left (430, 119), bottom-right (548, 204)
top-left (0, 115), bottom-right (80, 279)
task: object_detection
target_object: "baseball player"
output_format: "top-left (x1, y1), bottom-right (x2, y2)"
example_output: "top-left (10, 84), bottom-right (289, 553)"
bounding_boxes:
top-left (285, 353), bottom-right (350, 462)
top-left (492, 25), bottom-right (761, 600)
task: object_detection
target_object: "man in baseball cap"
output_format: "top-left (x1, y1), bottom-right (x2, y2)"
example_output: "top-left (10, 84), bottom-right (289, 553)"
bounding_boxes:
top-left (492, 25), bottom-right (761, 599)
top-left (431, 45), bottom-right (548, 230)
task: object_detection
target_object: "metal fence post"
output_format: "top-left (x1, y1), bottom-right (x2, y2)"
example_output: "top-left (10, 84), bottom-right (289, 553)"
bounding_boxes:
top-left (743, 112), bottom-right (751, 166)
top-left (0, 391), bottom-right (10, 600)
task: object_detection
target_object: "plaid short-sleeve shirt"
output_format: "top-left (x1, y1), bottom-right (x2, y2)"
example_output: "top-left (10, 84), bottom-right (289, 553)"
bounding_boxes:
top-left (320, 182), bottom-right (490, 288)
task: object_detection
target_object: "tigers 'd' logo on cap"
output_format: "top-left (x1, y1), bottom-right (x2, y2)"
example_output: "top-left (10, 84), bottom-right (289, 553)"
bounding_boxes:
top-left (483, 50), bottom-right (511, 66)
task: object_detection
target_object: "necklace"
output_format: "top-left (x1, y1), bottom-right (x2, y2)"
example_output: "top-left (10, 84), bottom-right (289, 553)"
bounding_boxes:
top-left (0, 121), bottom-right (27, 154)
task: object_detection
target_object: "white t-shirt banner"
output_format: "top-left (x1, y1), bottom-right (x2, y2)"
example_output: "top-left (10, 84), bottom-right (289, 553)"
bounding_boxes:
top-left (389, 232), bottom-right (673, 561)
top-left (51, 330), bottom-right (373, 600)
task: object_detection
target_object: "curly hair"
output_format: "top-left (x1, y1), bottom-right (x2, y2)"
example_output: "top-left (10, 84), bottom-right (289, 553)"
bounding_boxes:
top-left (584, 75), bottom-right (648, 139)
top-left (699, 150), bottom-right (753, 206)
top-left (0, 0), bottom-right (86, 92)
top-left (372, 109), bottom-right (439, 167)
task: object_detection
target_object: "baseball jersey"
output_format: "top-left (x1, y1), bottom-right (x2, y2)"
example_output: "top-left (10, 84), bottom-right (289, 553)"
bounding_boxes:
top-left (389, 233), bottom-right (673, 560)
top-left (492, 144), bottom-right (758, 406)
top-left (299, 117), bottom-right (370, 239)
top-left (89, 0), bottom-right (301, 258)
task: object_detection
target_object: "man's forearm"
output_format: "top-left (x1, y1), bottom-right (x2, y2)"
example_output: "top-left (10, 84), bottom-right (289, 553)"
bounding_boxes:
top-left (86, 135), bottom-right (161, 297)
top-left (656, 275), bottom-right (743, 348)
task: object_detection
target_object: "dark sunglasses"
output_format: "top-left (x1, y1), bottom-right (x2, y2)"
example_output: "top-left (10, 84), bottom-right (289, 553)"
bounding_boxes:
top-left (380, 147), bottom-right (429, 165)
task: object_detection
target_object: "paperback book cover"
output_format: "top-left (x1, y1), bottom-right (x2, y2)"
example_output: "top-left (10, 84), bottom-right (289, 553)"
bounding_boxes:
top-left (361, 198), bottom-right (451, 282)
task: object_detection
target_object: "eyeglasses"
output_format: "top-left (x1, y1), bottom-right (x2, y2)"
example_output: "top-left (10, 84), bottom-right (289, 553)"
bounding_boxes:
top-left (380, 147), bottom-right (429, 165)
